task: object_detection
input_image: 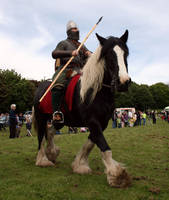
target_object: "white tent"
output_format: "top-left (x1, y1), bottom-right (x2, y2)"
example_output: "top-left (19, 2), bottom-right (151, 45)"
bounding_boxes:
top-left (164, 106), bottom-right (169, 111)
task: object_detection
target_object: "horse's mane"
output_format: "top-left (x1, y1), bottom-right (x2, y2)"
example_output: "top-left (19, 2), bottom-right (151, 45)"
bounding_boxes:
top-left (80, 46), bottom-right (105, 102)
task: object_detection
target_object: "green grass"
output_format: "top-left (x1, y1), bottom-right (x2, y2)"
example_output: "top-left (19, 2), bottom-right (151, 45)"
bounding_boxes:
top-left (0, 120), bottom-right (169, 200)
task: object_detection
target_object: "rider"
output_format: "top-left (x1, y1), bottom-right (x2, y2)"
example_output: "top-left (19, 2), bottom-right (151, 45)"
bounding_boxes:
top-left (51, 20), bottom-right (91, 128)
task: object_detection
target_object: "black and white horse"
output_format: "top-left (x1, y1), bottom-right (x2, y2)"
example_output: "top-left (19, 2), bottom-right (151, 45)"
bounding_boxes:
top-left (33, 30), bottom-right (131, 187)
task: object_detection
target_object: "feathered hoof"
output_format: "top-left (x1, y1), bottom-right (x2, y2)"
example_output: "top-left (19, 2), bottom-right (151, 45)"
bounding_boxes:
top-left (107, 168), bottom-right (131, 188)
top-left (72, 163), bottom-right (92, 174)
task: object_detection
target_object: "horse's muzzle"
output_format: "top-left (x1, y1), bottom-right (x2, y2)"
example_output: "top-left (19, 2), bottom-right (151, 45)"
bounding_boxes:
top-left (117, 78), bottom-right (131, 92)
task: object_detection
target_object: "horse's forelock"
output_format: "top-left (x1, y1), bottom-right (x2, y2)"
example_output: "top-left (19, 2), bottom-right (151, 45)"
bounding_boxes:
top-left (99, 37), bottom-right (116, 59)
top-left (100, 37), bottom-right (128, 60)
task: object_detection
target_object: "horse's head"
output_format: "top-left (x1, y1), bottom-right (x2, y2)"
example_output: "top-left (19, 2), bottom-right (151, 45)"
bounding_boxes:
top-left (96, 30), bottom-right (131, 92)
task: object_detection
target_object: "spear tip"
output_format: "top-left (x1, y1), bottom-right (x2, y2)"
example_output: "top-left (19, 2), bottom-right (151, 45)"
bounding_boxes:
top-left (96, 16), bottom-right (103, 25)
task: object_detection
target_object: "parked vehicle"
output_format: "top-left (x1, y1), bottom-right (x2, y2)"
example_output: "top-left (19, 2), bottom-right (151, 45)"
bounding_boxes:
top-left (115, 108), bottom-right (136, 115)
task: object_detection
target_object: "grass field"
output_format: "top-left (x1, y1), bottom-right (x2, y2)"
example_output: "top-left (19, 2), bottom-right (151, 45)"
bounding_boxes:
top-left (0, 119), bottom-right (169, 200)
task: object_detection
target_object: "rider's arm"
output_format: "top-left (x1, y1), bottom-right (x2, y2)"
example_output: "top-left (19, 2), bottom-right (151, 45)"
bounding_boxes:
top-left (52, 50), bottom-right (72, 59)
top-left (52, 40), bottom-right (78, 59)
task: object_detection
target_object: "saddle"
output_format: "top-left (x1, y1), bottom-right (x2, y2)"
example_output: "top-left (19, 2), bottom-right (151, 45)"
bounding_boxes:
top-left (39, 74), bottom-right (81, 114)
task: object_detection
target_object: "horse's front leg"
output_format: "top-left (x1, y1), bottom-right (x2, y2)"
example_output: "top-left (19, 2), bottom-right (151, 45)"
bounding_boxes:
top-left (88, 119), bottom-right (131, 188)
top-left (72, 139), bottom-right (95, 174)
top-left (101, 150), bottom-right (131, 188)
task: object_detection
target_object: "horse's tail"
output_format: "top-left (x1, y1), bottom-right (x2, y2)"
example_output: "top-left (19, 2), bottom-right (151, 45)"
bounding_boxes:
top-left (32, 106), bottom-right (38, 133)
top-left (33, 80), bottom-right (51, 150)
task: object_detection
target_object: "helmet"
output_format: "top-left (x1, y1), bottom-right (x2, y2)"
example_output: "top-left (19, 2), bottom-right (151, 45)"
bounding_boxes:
top-left (66, 20), bottom-right (78, 32)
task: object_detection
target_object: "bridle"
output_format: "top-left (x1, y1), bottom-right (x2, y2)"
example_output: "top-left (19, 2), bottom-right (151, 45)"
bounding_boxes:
top-left (102, 63), bottom-right (119, 92)
top-left (102, 77), bottom-right (118, 92)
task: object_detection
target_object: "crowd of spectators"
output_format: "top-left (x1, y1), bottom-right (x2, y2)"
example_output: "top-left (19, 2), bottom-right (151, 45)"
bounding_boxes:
top-left (0, 104), bottom-right (32, 138)
top-left (112, 110), bottom-right (159, 128)
top-left (0, 113), bottom-right (9, 131)
top-left (1, 105), bottom-right (168, 136)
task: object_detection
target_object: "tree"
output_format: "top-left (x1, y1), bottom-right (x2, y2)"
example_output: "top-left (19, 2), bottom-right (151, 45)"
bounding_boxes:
top-left (0, 69), bottom-right (36, 113)
top-left (150, 83), bottom-right (169, 109)
top-left (133, 84), bottom-right (155, 111)
top-left (115, 82), bottom-right (155, 111)
top-left (1, 69), bottom-right (169, 114)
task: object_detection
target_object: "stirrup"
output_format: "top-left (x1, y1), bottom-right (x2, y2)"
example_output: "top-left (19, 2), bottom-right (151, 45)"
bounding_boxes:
top-left (53, 111), bottom-right (64, 124)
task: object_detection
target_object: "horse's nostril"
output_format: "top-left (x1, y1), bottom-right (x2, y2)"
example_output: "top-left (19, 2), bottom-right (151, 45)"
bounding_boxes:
top-left (127, 78), bottom-right (131, 85)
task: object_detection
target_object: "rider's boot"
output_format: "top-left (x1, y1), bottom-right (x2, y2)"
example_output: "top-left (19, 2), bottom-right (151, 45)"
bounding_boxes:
top-left (51, 88), bottom-right (64, 129)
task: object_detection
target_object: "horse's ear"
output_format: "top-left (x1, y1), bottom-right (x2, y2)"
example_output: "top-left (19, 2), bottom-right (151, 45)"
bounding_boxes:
top-left (96, 33), bottom-right (106, 46)
top-left (120, 30), bottom-right (128, 43)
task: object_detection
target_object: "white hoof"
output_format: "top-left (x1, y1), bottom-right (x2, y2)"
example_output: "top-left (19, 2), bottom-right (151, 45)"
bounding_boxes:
top-left (36, 149), bottom-right (55, 167)
top-left (36, 157), bottom-right (55, 167)
top-left (107, 168), bottom-right (131, 188)
top-left (72, 162), bottom-right (92, 174)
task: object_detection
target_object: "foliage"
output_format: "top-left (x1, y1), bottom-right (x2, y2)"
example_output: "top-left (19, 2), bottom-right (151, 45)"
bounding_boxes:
top-left (1, 69), bottom-right (169, 113)
top-left (0, 120), bottom-right (169, 200)
top-left (115, 81), bottom-right (169, 111)
top-left (0, 69), bottom-right (37, 113)
top-left (150, 83), bottom-right (169, 109)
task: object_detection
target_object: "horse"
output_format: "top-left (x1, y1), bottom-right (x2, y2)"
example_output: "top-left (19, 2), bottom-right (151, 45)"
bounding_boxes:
top-left (33, 30), bottom-right (131, 188)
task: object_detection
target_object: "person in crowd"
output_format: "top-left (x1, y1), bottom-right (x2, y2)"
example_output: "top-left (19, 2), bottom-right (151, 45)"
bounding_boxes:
top-left (142, 112), bottom-right (147, 126)
top-left (16, 114), bottom-right (22, 138)
top-left (151, 110), bottom-right (156, 124)
top-left (117, 114), bottom-right (121, 128)
top-left (128, 110), bottom-right (132, 120)
top-left (9, 104), bottom-right (17, 138)
top-left (123, 111), bottom-right (129, 127)
top-left (25, 114), bottom-right (32, 136)
top-left (68, 127), bottom-right (78, 134)
top-left (5, 113), bottom-right (9, 128)
top-left (18, 113), bottom-right (24, 125)
top-left (164, 111), bottom-right (169, 123)
top-left (112, 110), bottom-right (118, 128)
top-left (129, 113), bottom-right (137, 127)
top-left (167, 111), bottom-right (169, 123)
top-left (161, 113), bottom-right (165, 120)
top-left (121, 113), bottom-right (125, 128)
top-left (0, 113), bottom-right (6, 131)
top-left (146, 111), bottom-right (152, 125)
top-left (51, 20), bottom-right (91, 128)
top-left (135, 111), bottom-right (141, 126)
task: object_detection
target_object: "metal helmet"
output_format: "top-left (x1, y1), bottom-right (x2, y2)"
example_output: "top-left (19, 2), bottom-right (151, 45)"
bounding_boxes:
top-left (66, 20), bottom-right (78, 32)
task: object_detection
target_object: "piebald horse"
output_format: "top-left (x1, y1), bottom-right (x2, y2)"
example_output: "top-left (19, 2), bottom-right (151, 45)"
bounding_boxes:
top-left (33, 30), bottom-right (131, 187)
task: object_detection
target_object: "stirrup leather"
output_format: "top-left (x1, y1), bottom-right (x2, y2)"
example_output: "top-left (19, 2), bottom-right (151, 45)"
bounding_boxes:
top-left (53, 111), bottom-right (64, 124)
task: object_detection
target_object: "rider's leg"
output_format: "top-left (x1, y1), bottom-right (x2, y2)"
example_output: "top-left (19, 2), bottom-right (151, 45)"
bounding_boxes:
top-left (51, 87), bottom-right (64, 123)
top-left (51, 68), bottom-right (67, 127)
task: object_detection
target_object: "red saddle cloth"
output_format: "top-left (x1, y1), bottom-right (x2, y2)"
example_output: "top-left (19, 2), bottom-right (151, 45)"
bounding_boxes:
top-left (39, 74), bottom-right (81, 114)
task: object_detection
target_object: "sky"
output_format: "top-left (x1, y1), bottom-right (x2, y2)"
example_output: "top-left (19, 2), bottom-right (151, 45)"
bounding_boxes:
top-left (0, 0), bottom-right (169, 85)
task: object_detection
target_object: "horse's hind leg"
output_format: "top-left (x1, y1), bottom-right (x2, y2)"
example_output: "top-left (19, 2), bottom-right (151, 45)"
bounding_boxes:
top-left (36, 136), bottom-right (55, 167)
top-left (35, 115), bottom-right (55, 167)
top-left (72, 139), bottom-right (95, 174)
top-left (45, 125), bottom-right (60, 164)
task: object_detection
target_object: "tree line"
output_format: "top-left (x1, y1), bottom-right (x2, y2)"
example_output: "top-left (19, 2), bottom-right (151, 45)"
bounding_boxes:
top-left (0, 69), bottom-right (169, 113)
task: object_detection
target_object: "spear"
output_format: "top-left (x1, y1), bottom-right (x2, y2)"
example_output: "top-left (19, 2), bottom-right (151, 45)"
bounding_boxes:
top-left (39, 16), bottom-right (103, 102)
